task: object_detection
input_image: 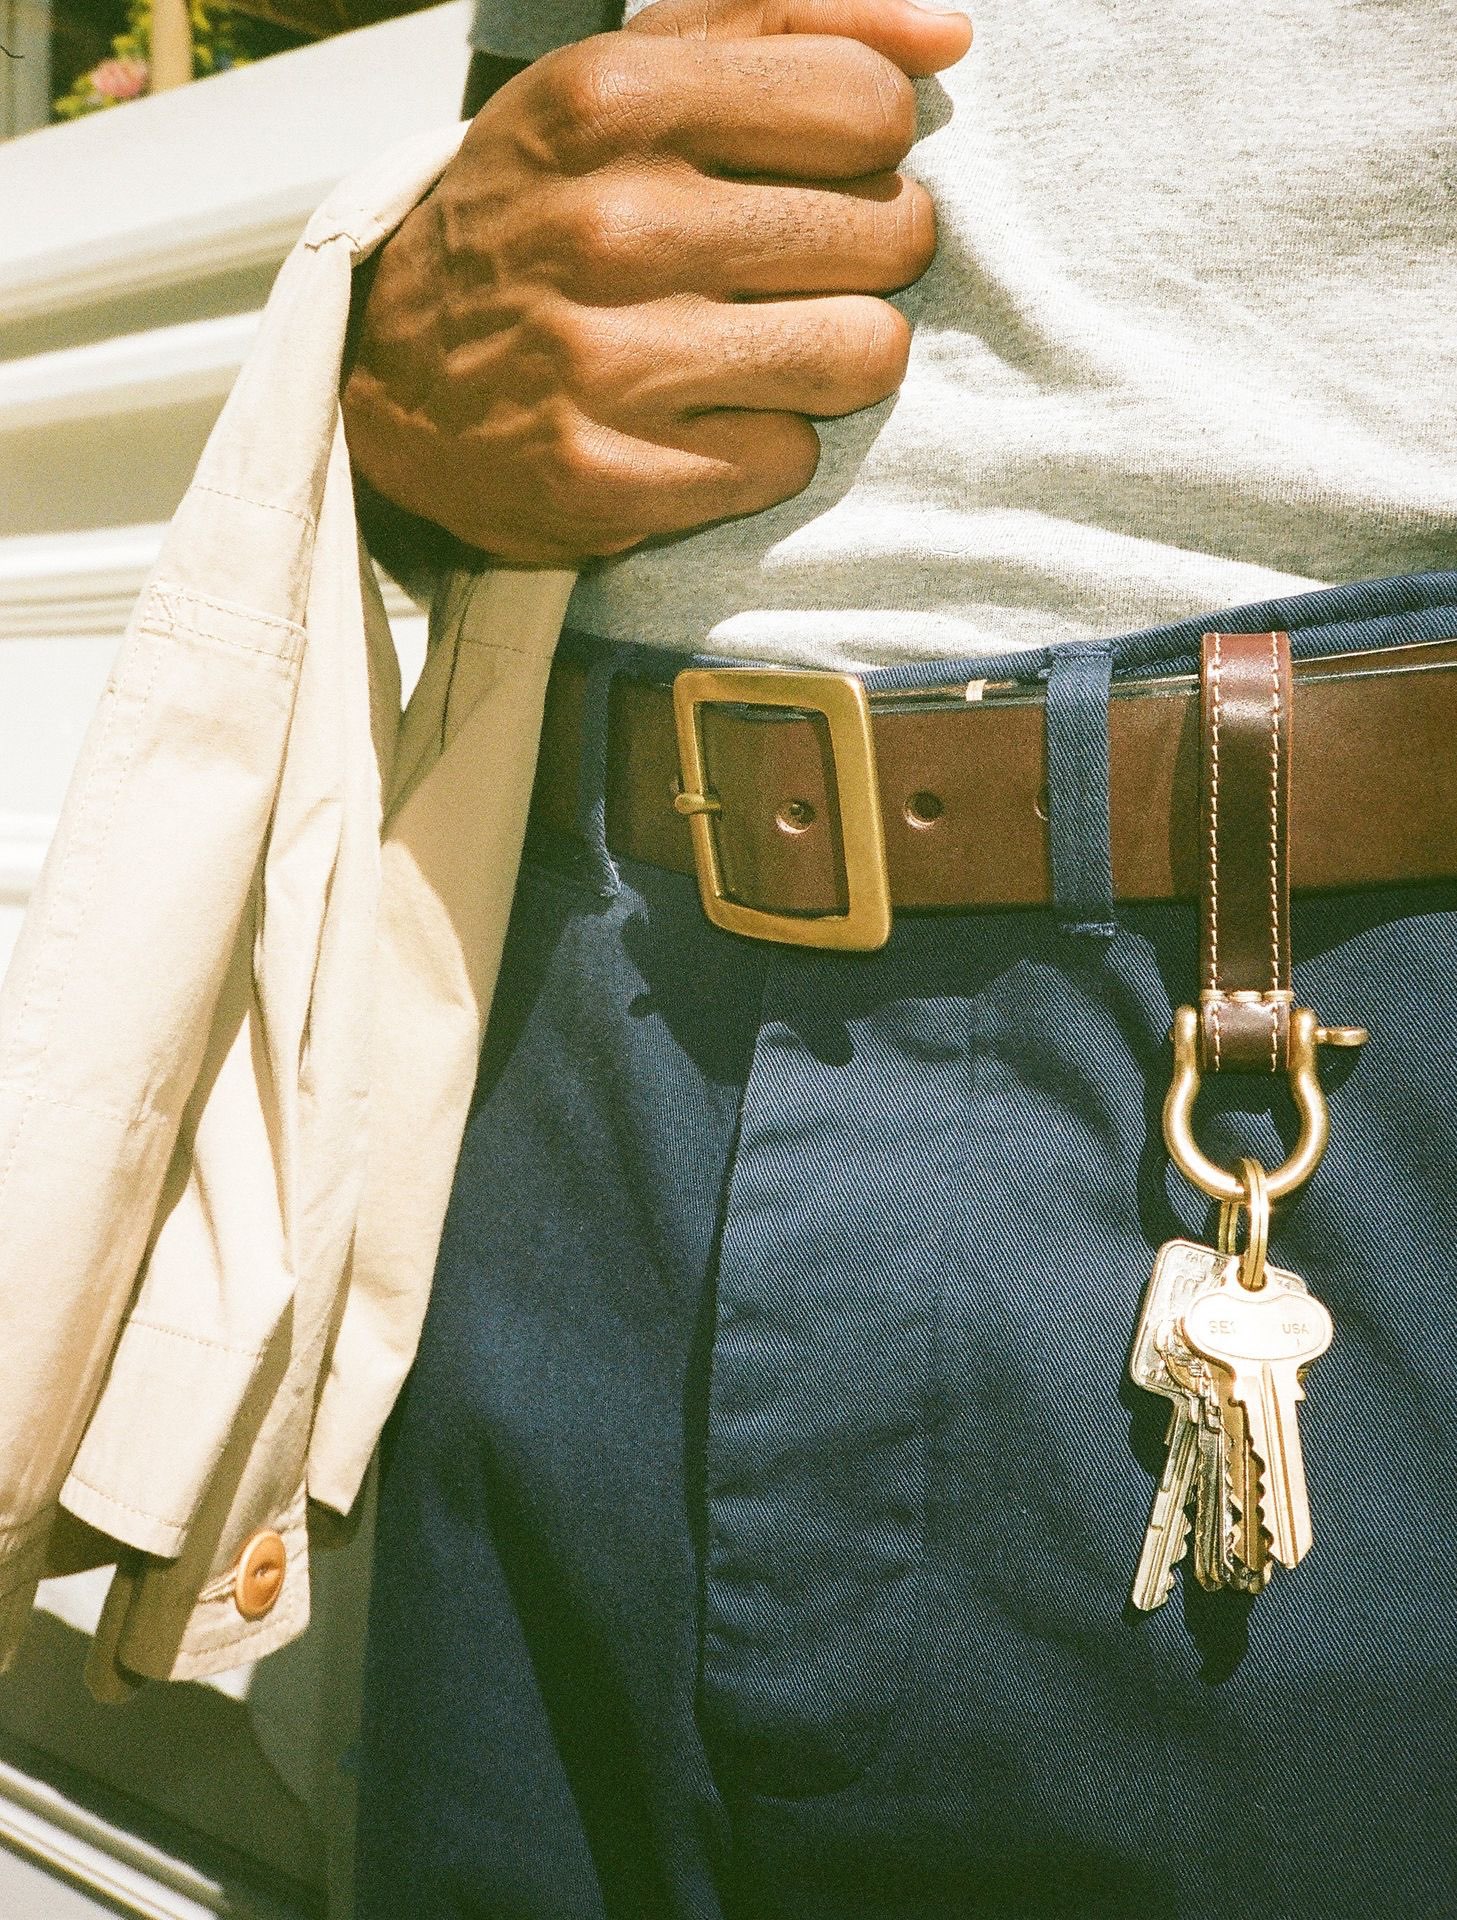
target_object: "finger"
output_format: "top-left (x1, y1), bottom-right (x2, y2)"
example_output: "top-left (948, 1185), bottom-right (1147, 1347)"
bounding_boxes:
top-left (481, 410), bottom-right (823, 558)
top-left (619, 408), bottom-right (825, 533)
top-left (552, 167), bottom-right (936, 300)
top-left (627, 0), bottom-right (973, 80)
top-left (587, 294), bottom-right (912, 421)
top-left (555, 34), bottom-right (922, 180)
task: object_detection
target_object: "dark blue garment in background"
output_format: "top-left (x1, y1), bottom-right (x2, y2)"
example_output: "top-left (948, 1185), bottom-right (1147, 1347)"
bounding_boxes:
top-left (356, 574), bottom-right (1457, 1920)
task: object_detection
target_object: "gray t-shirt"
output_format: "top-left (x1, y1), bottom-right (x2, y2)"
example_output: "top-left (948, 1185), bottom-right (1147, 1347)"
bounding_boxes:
top-left (469, 0), bottom-right (620, 60)
top-left (471, 0), bottom-right (1456, 667)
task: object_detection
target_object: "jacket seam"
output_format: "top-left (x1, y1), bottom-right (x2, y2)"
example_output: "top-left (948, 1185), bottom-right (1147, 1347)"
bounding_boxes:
top-left (0, 1081), bottom-right (165, 1130)
top-left (187, 1600), bottom-right (307, 1657)
top-left (208, 1609), bottom-right (305, 1649)
top-left (196, 1568), bottom-right (240, 1602)
top-left (124, 1319), bottom-right (263, 1359)
top-left (64, 1471), bottom-right (181, 1528)
top-left (159, 623), bottom-right (304, 667)
top-left (455, 630), bottom-right (560, 662)
top-left (187, 483), bottom-right (316, 529)
top-left (150, 581), bottom-right (305, 639)
top-left (149, 583), bottom-right (303, 637)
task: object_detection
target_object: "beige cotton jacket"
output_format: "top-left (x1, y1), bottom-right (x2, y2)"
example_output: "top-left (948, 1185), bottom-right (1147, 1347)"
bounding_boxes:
top-left (0, 124), bottom-right (578, 1699)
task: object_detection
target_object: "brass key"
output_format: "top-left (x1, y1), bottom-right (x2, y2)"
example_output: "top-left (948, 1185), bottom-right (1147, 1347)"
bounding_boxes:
top-left (1130, 1240), bottom-right (1229, 1403)
top-left (1182, 1266), bottom-right (1333, 1569)
top-left (1160, 1322), bottom-right (1269, 1594)
top-left (1222, 1391), bottom-right (1272, 1583)
top-left (1128, 1240), bottom-right (1230, 1610)
top-left (1131, 1406), bottom-right (1199, 1612)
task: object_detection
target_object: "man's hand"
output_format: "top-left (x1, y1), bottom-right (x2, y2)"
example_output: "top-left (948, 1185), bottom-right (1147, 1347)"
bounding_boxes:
top-left (342, 0), bottom-right (971, 566)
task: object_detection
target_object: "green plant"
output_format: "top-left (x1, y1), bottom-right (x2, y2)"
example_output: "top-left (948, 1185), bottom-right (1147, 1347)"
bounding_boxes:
top-left (52, 0), bottom-right (251, 118)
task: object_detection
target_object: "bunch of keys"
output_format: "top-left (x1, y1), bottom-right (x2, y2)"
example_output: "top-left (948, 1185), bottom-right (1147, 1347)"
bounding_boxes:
top-left (1128, 1156), bottom-right (1334, 1610)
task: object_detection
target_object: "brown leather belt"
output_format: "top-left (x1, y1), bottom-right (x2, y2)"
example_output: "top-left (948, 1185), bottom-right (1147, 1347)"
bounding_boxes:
top-left (529, 634), bottom-right (1457, 950)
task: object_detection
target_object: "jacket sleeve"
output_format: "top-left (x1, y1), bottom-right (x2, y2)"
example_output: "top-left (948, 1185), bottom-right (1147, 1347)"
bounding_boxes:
top-left (0, 124), bottom-right (473, 1675)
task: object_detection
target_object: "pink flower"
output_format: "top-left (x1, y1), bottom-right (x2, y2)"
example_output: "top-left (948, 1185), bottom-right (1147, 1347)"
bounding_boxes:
top-left (90, 56), bottom-right (149, 102)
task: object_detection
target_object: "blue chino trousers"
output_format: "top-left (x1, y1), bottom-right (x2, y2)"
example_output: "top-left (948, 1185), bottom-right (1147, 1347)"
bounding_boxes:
top-left (356, 573), bottom-right (1457, 1920)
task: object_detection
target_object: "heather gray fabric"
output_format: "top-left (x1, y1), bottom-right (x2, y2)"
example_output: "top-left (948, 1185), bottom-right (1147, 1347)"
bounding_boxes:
top-left (470, 0), bottom-right (1457, 667)
top-left (469, 0), bottom-right (620, 60)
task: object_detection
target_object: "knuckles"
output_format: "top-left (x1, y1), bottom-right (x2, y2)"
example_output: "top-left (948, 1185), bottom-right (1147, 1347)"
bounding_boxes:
top-left (528, 299), bottom-right (642, 399)
top-left (536, 36), bottom-right (660, 162)
top-left (544, 413), bottom-right (613, 505)
top-left (530, 402), bottom-right (649, 546)
top-left (559, 175), bottom-right (665, 285)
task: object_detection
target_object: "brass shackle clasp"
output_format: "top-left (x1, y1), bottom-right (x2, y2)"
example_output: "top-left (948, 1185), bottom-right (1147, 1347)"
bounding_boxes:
top-left (1162, 1004), bottom-right (1365, 1206)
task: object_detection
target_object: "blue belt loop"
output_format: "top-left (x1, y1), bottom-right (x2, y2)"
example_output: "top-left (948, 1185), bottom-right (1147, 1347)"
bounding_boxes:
top-left (576, 644), bottom-right (628, 900)
top-left (1042, 642), bottom-right (1117, 941)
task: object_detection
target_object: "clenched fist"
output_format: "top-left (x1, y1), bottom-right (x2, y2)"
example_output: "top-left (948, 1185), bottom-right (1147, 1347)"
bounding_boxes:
top-left (341, 0), bottom-right (972, 566)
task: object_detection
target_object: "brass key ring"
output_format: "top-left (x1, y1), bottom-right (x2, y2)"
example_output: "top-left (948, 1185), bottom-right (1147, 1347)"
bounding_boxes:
top-left (1216, 1156), bottom-right (1270, 1291)
top-left (1162, 1005), bottom-right (1363, 1205)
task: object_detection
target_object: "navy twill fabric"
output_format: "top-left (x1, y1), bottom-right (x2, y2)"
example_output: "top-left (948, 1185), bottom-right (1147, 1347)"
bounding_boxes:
top-left (356, 575), bottom-right (1457, 1920)
top-left (1041, 641), bottom-right (1116, 940)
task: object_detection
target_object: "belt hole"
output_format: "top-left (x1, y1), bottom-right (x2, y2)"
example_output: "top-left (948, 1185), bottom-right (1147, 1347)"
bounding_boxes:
top-left (776, 798), bottom-right (817, 834)
top-left (904, 790), bottom-right (944, 828)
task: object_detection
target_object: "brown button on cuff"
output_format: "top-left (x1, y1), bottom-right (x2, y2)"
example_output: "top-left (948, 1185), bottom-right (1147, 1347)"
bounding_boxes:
top-left (234, 1530), bottom-right (287, 1620)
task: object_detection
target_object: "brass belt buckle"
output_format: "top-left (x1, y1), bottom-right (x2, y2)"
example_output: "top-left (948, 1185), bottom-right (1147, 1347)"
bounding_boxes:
top-left (671, 667), bottom-right (892, 951)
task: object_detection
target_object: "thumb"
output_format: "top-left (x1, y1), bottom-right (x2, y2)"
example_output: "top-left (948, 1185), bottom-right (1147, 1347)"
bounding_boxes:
top-left (624, 0), bottom-right (973, 79)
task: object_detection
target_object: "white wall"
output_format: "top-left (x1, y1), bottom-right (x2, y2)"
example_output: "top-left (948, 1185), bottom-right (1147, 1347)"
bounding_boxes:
top-left (0, 9), bottom-right (470, 1911)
